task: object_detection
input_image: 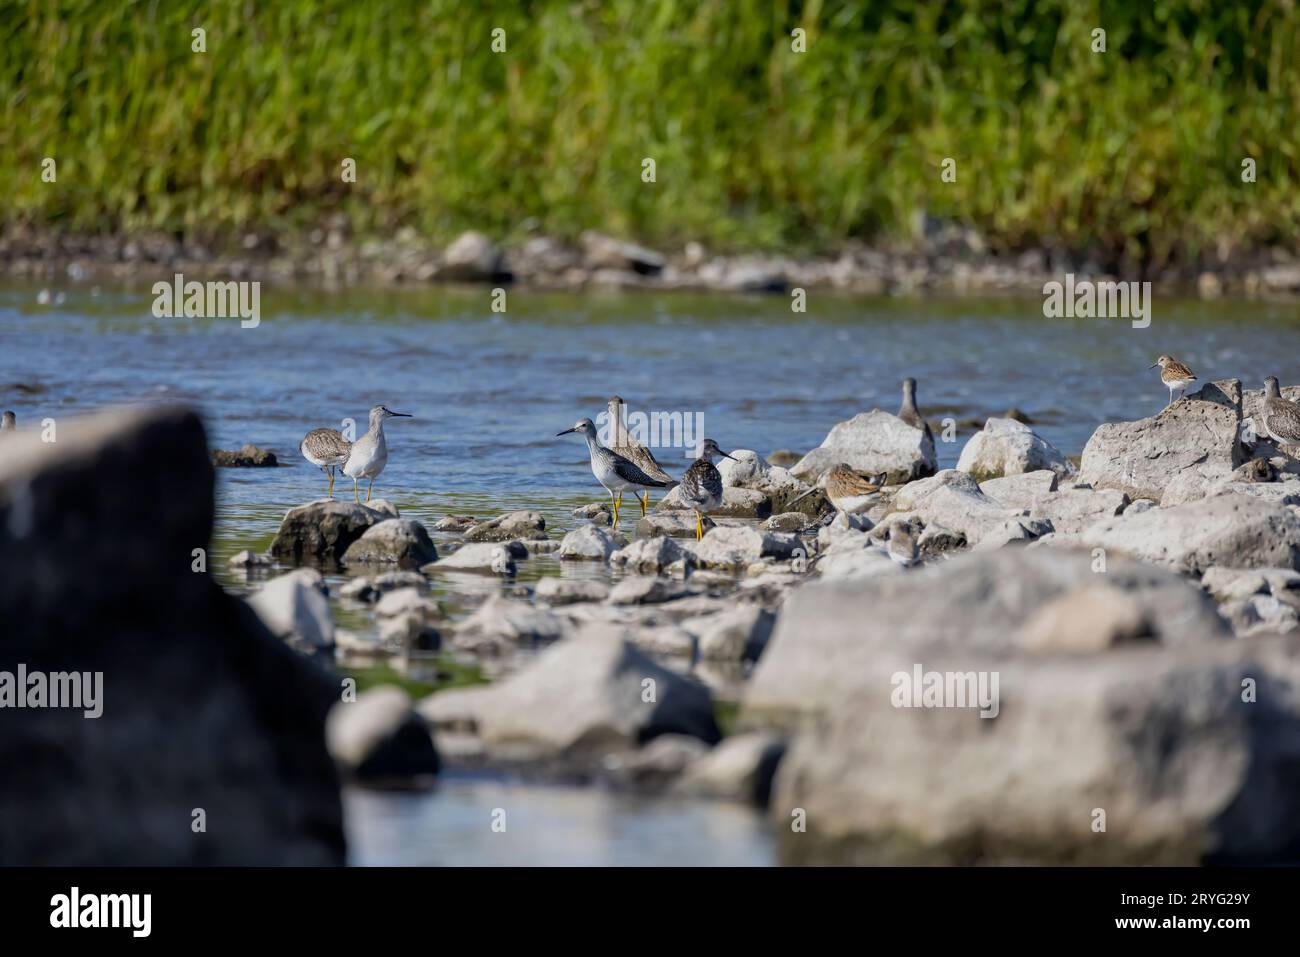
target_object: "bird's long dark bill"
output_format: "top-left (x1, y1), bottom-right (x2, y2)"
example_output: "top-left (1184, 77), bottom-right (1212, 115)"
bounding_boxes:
top-left (556, 428), bottom-right (576, 436)
top-left (789, 486), bottom-right (815, 504)
top-left (720, 451), bottom-right (737, 460)
top-left (1147, 363), bottom-right (1158, 369)
top-left (394, 412), bottom-right (413, 417)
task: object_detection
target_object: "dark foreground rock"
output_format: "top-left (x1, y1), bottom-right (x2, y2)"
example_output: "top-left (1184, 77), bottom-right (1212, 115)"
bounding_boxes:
top-left (0, 405), bottom-right (344, 864)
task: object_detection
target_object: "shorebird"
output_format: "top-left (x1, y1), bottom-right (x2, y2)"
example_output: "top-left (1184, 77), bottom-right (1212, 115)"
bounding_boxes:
top-left (342, 405), bottom-right (412, 504)
top-left (0, 411), bottom-right (14, 434)
top-left (789, 463), bottom-right (887, 515)
top-left (1149, 355), bottom-right (1197, 408)
top-left (557, 417), bottom-right (672, 526)
top-left (299, 427), bottom-right (351, 499)
top-left (606, 395), bottom-right (677, 515)
top-left (898, 377), bottom-right (934, 445)
top-left (888, 519), bottom-right (920, 567)
top-left (1259, 377), bottom-right (1300, 451)
top-left (678, 438), bottom-right (737, 540)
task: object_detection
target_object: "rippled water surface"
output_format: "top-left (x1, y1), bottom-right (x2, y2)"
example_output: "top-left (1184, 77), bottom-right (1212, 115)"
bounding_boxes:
top-left (4, 280), bottom-right (1297, 864)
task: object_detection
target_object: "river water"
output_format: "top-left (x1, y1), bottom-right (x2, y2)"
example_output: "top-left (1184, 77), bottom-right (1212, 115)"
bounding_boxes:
top-left (4, 279), bottom-right (1297, 864)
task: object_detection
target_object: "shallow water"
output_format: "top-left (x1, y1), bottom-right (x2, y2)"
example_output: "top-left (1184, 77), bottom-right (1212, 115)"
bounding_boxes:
top-left (4, 279), bottom-right (1298, 864)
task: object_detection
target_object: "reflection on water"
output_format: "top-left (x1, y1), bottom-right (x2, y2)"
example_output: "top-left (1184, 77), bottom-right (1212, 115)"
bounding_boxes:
top-left (345, 775), bottom-right (775, 866)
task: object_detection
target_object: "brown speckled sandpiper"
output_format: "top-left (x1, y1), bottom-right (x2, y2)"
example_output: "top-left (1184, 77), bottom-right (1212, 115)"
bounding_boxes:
top-left (1149, 355), bottom-right (1197, 408)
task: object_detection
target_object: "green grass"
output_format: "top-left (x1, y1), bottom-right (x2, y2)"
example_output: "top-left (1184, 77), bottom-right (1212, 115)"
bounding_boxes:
top-left (343, 657), bottom-right (488, 699)
top-left (2, 1), bottom-right (1297, 268)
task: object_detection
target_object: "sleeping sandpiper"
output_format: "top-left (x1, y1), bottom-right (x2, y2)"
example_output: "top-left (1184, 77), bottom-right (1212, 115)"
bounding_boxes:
top-left (557, 417), bottom-right (673, 526)
top-left (342, 405), bottom-right (412, 504)
top-left (790, 463), bottom-right (887, 515)
top-left (1260, 377), bottom-right (1300, 451)
top-left (299, 427), bottom-right (351, 499)
top-left (1149, 355), bottom-right (1197, 408)
top-left (607, 395), bottom-right (677, 516)
top-left (678, 438), bottom-right (736, 540)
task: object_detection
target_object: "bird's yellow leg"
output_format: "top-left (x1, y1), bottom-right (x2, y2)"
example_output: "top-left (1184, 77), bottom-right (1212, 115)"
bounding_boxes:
top-left (327, 469), bottom-right (335, 499)
top-left (639, 490), bottom-right (648, 516)
top-left (353, 477), bottom-right (360, 504)
top-left (696, 510), bottom-right (703, 540)
top-left (366, 478), bottom-right (374, 503)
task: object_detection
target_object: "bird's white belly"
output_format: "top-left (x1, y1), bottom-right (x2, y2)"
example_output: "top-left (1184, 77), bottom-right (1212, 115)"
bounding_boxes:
top-left (1165, 378), bottom-right (1195, 391)
top-left (592, 457), bottom-right (632, 492)
top-left (344, 439), bottom-right (387, 479)
top-left (832, 493), bottom-right (877, 514)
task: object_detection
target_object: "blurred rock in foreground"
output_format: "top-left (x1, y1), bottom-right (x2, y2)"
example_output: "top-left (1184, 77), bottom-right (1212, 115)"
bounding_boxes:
top-left (0, 405), bottom-right (345, 864)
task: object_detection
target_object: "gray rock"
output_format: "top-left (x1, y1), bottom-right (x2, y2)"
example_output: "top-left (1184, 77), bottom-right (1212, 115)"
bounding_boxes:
top-left (957, 418), bottom-right (1073, 479)
top-left (580, 231), bottom-right (665, 274)
top-left (684, 606), bottom-right (776, 661)
top-left (978, 470), bottom-right (1059, 509)
top-left (791, 409), bottom-right (936, 484)
top-left (249, 568), bottom-right (335, 651)
top-left (418, 626), bottom-right (720, 765)
top-left (691, 525), bottom-right (802, 568)
top-left (270, 499), bottom-right (385, 564)
top-left (326, 686), bottom-right (439, 785)
top-left (425, 542), bottom-right (518, 575)
top-left (1029, 487), bottom-right (1129, 536)
top-left (0, 404), bottom-right (343, 864)
top-left (1202, 566), bottom-right (1300, 610)
top-left (557, 524), bottom-right (626, 561)
top-left (1078, 379), bottom-right (1243, 503)
top-left (889, 470), bottom-right (1051, 548)
top-left (610, 535), bottom-right (688, 572)
top-left (1078, 494), bottom-right (1300, 573)
top-left (442, 230), bottom-right (504, 280)
top-left (463, 509), bottom-right (547, 542)
top-left (341, 518), bottom-right (437, 567)
top-left (761, 511), bottom-right (814, 532)
top-left (211, 443), bottom-right (278, 467)
top-left (534, 577), bottom-right (610, 605)
top-left (1218, 594), bottom-right (1300, 637)
top-left (452, 594), bottom-right (565, 655)
top-left (716, 449), bottom-right (769, 487)
top-left (743, 547), bottom-right (1229, 732)
top-left (607, 576), bottom-right (693, 606)
top-left (673, 733), bottom-right (786, 806)
top-left (770, 639), bottom-right (1300, 864)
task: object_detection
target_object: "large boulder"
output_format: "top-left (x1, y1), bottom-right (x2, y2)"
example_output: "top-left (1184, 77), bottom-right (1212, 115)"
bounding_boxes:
top-left (689, 525), bottom-right (803, 568)
top-left (791, 410), bottom-right (936, 484)
top-left (418, 626), bottom-right (720, 766)
top-left (957, 418), bottom-right (1073, 479)
top-left (978, 470), bottom-right (1059, 509)
top-left (1078, 379), bottom-right (1244, 503)
top-left (771, 639), bottom-right (1300, 864)
top-left (0, 405), bottom-right (344, 864)
top-left (341, 518), bottom-right (437, 567)
top-left (1078, 494), bottom-right (1300, 574)
top-left (888, 470), bottom-right (1050, 548)
top-left (610, 535), bottom-right (688, 572)
top-left (270, 499), bottom-right (385, 564)
top-left (1029, 487), bottom-right (1130, 536)
top-left (450, 594), bottom-right (565, 655)
top-left (424, 542), bottom-right (519, 575)
top-left (742, 547), bottom-right (1229, 732)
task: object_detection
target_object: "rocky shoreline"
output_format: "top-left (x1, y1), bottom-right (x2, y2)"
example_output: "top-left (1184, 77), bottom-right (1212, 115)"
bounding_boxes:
top-left (6, 382), bottom-right (1300, 864)
top-left (5, 224), bottom-right (1300, 298)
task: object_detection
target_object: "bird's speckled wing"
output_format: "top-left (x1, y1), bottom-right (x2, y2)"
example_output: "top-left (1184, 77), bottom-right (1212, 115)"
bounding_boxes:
top-left (301, 428), bottom-right (351, 459)
top-left (1264, 399), bottom-right (1300, 443)
top-left (610, 449), bottom-right (671, 488)
top-left (614, 442), bottom-right (675, 485)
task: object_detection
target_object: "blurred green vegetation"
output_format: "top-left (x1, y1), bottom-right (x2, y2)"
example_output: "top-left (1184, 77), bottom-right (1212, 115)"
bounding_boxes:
top-left (1, 0), bottom-right (1297, 268)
